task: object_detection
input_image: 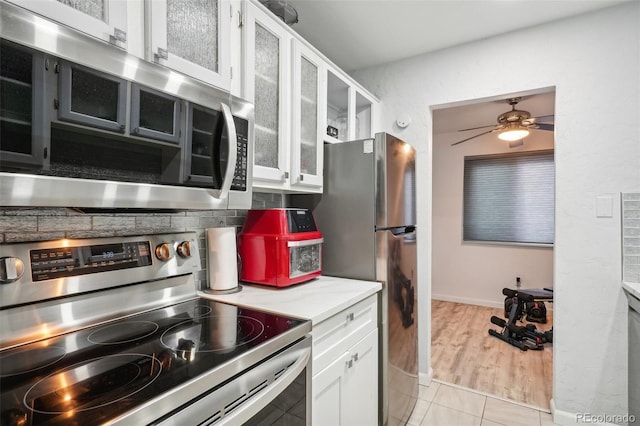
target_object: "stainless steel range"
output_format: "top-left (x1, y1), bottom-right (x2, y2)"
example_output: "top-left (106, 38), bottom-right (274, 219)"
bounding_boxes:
top-left (0, 232), bottom-right (311, 425)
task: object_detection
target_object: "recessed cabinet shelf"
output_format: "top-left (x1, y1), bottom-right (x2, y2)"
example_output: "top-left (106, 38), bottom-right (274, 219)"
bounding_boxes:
top-left (1, 77), bottom-right (32, 124)
top-left (325, 68), bottom-right (376, 143)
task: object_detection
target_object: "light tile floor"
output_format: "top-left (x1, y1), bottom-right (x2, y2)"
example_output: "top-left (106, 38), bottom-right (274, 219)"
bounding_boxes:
top-left (408, 381), bottom-right (559, 426)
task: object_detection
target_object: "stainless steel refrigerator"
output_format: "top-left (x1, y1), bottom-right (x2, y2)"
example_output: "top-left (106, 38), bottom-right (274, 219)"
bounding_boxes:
top-left (294, 132), bottom-right (418, 426)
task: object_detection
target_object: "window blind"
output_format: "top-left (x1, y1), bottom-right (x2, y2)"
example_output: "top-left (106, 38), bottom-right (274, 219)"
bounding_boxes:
top-left (463, 151), bottom-right (554, 244)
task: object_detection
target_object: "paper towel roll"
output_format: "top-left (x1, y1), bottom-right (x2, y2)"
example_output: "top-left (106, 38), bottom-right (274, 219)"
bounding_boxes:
top-left (204, 227), bottom-right (241, 294)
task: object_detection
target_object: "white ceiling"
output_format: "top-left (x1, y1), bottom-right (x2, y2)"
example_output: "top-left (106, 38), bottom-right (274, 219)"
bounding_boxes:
top-left (286, 0), bottom-right (631, 73)
top-left (267, 1), bottom-right (627, 138)
top-left (277, 1), bottom-right (628, 137)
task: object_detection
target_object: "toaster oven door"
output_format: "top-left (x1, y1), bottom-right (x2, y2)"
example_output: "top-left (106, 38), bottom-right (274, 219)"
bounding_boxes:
top-left (287, 239), bottom-right (323, 279)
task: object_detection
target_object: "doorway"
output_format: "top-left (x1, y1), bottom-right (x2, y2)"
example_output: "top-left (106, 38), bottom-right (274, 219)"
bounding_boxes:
top-left (429, 89), bottom-right (555, 410)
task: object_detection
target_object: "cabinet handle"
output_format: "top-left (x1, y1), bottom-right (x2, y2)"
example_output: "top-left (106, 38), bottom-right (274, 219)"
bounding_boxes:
top-left (110, 28), bottom-right (127, 45)
top-left (352, 353), bottom-right (359, 362)
top-left (346, 359), bottom-right (353, 369)
top-left (156, 48), bottom-right (169, 61)
top-left (346, 312), bottom-right (354, 322)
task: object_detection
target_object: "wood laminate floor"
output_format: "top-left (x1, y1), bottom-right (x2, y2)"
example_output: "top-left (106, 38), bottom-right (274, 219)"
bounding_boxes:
top-left (431, 300), bottom-right (553, 410)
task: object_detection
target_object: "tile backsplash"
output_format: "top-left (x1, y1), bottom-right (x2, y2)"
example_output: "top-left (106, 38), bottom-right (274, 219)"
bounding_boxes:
top-left (0, 192), bottom-right (284, 288)
top-left (623, 192), bottom-right (640, 283)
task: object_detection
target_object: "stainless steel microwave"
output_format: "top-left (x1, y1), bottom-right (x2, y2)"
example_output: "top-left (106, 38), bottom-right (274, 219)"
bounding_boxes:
top-left (0, 2), bottom-right (254, 210)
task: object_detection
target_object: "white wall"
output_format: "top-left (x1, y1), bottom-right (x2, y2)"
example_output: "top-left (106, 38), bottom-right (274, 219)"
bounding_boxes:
top-left (353, 2), bottom-right (640, 423)
top-left (432, 124), bottom-right (554, 308)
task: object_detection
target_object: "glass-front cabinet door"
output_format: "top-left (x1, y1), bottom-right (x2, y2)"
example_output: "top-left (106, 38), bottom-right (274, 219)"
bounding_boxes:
top-left (58, 62), bottom-right (127, 133)
top-left (355, 90), bottom-right (374, 140)
top-left (130, 84), bottom-right (180, 144)
top-left (147, 0), bottom-right (231, 91)
top-left (243, 2), bottom-right (290, 184)
top-left (326, 69), bottom-right (350, 143)
top-left (325, 68), bottom-right (377, 143)
top-left (6, 0), bottom-right (128, 48)
top-left (290, 40), bottom-right (324, 189)
top-left (0, 40), bottom-right (48, 169)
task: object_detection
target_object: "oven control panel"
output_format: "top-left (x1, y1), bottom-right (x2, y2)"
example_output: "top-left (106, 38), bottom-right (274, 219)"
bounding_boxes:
top-left (0, 232), bottom-right (201, 309)
top-left (30, 241), bottom-right (153, 282)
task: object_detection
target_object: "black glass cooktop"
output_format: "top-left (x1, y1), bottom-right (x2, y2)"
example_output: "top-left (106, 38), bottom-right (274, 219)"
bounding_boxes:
top-left (0, 298), bottom-right (306, 426)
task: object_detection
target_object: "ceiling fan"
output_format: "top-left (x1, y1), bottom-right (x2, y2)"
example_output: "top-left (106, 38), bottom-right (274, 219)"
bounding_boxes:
top-left (451, 97), bottom-right (554, 146)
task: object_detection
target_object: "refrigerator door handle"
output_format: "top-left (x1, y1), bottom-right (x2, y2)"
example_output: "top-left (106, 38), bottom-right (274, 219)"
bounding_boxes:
top-left (375, 225), bottom-right (416, 235)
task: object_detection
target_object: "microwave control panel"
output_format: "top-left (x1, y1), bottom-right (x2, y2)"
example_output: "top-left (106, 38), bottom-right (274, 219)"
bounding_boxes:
top-left (231, 117), bottom-right (249, 191)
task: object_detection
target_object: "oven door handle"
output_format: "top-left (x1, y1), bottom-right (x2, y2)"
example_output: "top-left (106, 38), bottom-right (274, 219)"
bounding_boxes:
top-left (219, 342), bottom-right (311, 425)
top-left (287, 238), bottom-right (324, 248)
top-left (151, 337), bottom-right (311, 426)
top-left (212, 102), bottom-right (237, 200)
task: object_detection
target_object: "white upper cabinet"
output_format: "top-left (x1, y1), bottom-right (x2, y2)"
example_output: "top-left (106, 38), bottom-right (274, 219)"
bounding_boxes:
top-left (147, 0), bottom-right (231, 90)
top-left (325, 66), bottom-right (377, 143)
top-left (242, 1), bottom-right (291, 184)
top-left (290, 39), bottom-right (325, 189)
top-left (355, 90), bottom-right (375, 140)
top-left (326, 69), bottom-right (350, 143)
top-left (6, 0), bottom-right (129, 48)
top-left (243, 0), bottom-right (378, 193)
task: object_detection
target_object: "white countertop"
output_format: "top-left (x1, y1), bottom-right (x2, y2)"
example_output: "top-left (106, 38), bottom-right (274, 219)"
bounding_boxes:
top-left (198, 276), bottom-right (382, 324)
top-left (623, 281), bottom-right (640, 300)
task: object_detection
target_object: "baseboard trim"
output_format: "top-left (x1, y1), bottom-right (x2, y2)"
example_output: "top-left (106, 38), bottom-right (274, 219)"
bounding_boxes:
top-left (432, 293), bottom-right (555, 311)
top-left (550, 399), bottom-right (622, 426)
top-left (434, 379), bottom-right (550, 413)
top-left (419, 368), bottom-right (433, 386)
top-left (432, 293), bottom-right (503, 309)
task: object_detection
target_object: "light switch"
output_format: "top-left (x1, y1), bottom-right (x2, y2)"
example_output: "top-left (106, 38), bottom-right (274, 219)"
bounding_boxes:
top-left (596, 194), bottom-right (614, 218)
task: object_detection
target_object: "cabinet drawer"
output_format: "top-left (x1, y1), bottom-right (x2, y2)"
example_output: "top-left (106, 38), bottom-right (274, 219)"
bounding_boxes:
top-left (312, 294), bottom-right (377, 373)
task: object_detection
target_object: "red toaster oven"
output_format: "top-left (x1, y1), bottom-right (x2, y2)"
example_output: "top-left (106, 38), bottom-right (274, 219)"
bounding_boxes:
top-left (238, 208), bottom-right (323, 287)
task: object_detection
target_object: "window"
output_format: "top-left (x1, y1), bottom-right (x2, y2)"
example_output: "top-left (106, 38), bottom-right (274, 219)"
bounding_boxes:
top-left (463, 150), bottom-right (554, 245)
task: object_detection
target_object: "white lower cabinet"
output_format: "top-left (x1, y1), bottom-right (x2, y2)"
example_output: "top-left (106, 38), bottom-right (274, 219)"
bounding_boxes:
top-left (311, 295), bottom-right (378, 425)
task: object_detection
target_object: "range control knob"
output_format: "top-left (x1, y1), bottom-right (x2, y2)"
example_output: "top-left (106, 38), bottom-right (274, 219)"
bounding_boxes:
top-left (177, 241), bottom-right (192, 258)
top-left (0, 257), bottom-right (25, 284)
top-left (155, 243), bottom-right (174, 261)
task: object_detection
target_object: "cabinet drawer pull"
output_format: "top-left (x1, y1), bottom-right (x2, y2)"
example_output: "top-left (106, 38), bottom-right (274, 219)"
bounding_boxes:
top-left (352, 353), bottom-right (359, 362)
top-left (346, 359), bottom-right (353, 369)
top-left (346, 312), bottom-right (354, 322)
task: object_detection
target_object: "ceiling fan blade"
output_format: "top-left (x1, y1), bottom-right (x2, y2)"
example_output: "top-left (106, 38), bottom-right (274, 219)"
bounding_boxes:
top-left (532, 114), bottom-right (554, 122)
top-left (536, 123), bottom-right (554, 131)
top-left (451, 129), bottom-right (497, 146)
top-left (458, 124), bottom-right (496, 132)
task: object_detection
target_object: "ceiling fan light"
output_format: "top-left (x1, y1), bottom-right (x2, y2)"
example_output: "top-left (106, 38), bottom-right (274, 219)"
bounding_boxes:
top-left (498, 127), bottom-right (530, 141)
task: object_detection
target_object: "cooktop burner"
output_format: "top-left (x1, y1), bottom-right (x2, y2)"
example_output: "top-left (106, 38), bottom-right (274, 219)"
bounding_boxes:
top-left (160, 314), bottom-right (265, 354)
top-left (0, 298), bottom-right (307, 426)
top-left (88, 321), bottom-right (160, 345)
top-left (0, 346), bottom-right (67, 378)
top-left (24, 353), bottom-right (162, 415)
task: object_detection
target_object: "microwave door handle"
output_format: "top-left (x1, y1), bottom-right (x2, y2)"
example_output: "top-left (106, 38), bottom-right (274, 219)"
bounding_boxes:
top-left (213, 102), bottom-right (237, 199)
